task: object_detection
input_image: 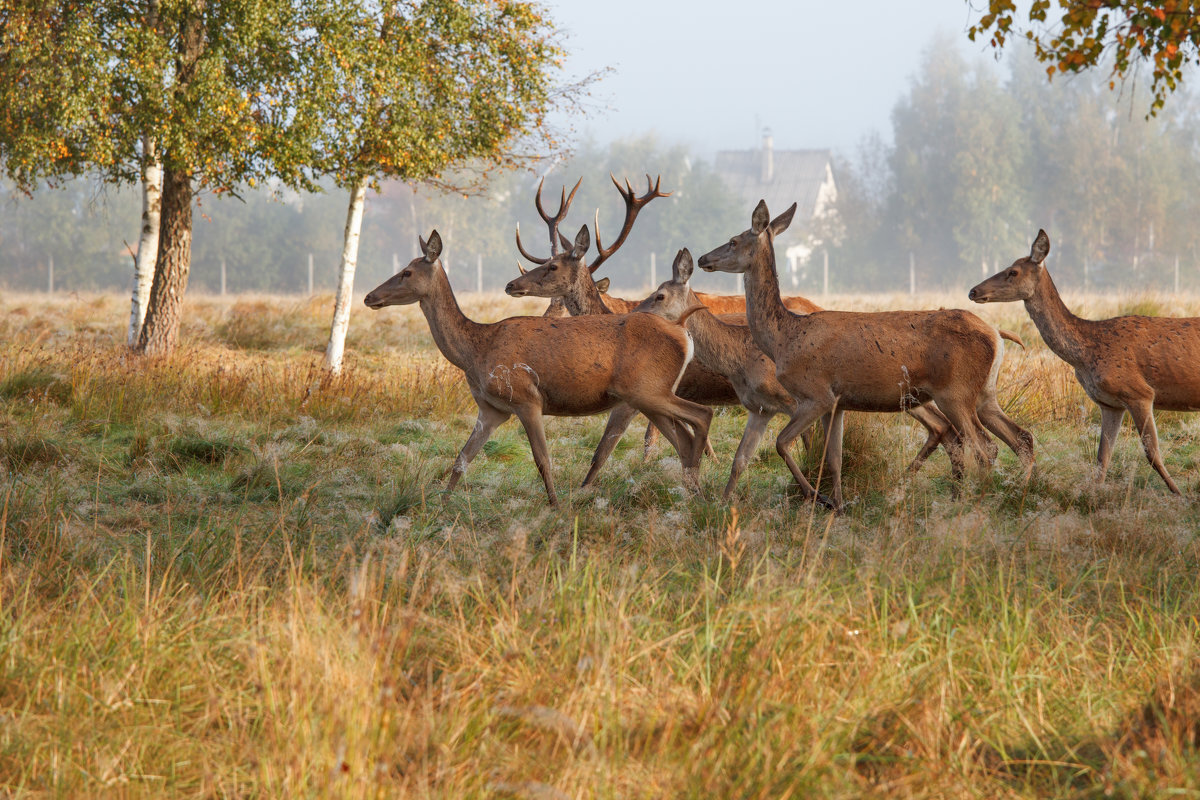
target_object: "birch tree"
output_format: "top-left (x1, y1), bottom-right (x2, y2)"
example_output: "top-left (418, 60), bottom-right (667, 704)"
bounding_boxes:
top-left (295, 0), bottom-right (566, 373)
top-left (0, 0), bottom-right (320, 354)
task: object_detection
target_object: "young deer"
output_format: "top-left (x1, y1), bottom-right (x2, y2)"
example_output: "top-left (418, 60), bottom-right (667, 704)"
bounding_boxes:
top-left (970, 229), bottom-right (1200, 494)
top-left (364, 231), bottom-right (712, 506)
top-left (638, 249), bottom-right (982, 499)
top-left (699, 200), bottom-right (1034, 511)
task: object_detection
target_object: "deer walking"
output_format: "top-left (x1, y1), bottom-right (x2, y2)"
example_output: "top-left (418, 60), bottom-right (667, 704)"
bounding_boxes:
top-left (970, 229), bottom-right (1200, 494)
top-left (636, 249), bottom-right (975, 500)
top-left (699, 200), bottom-right (1034, 511)
top-left (364, 231), bottom-right (712, 506)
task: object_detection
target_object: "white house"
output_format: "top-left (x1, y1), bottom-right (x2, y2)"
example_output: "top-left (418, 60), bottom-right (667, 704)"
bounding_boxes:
top-left (714, 130), bottom-right (838, 286)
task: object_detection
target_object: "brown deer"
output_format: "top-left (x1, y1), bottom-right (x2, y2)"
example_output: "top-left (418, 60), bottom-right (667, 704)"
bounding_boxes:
top-left (363, 231), bottom-right (712, 506)
top-left (698, 200), bottom-right (1034, 511)
top-left (506, 175), bottom-right (741, 483)
top-left (970, 229), bottom-right (1200, 494)
top-left (638, 249), bottom-right (988, 499)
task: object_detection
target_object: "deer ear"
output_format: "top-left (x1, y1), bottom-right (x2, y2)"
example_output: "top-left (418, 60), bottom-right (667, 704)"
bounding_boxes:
top-left (594, 276), bottom-right (610, 293)
top-left (1030, 229), bottom-right (1050, 264)
top-left (571, 225), bottom-right (590, 259)
top-left (751, 200), bottom-right (770, 234)
top-left (425, 230), bottom-right (443, 262)
top-left (770, 203), bottom-right (797, 236)
top-left (672, 248), bottom-right (694, 283)
top-left (558, 231), bottom-right (573, 252)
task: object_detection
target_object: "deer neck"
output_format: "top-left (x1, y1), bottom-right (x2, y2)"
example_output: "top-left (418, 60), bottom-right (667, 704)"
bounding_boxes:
top-left (686, 309), bottom-right (739, 374)
top-left (564, 275), bottom-right (613, 316)
top-left (741, 235), bottom-right (794, 360)
top-left (1023, 269), bottom-right (1090, 367)
top-left (417, 267), bottom-right (486, 372)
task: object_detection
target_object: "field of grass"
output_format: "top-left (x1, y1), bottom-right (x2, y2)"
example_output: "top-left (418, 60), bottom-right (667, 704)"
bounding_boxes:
top-left (1, 288), bottom-right (1198, 798)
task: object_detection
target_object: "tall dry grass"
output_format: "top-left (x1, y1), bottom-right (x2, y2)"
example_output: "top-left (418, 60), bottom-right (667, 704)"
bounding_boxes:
top-left (0, 289), bottom-right (1198, 798)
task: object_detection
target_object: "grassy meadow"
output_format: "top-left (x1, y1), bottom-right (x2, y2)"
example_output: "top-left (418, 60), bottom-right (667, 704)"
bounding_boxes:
top-left (1, 287), bottom-right (1198, 798)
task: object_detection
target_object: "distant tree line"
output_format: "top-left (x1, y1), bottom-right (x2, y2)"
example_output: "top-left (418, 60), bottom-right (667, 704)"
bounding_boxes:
top-left (823, 37), bottom-right (1200, 294)
top-left (3, 40), bottom-right (1198, 298)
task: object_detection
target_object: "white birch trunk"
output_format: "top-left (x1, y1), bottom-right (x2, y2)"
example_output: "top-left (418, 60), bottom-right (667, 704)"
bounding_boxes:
top-left (323, 180), bottom-right (369, 373)
top-left (127, 137), bottom-right (163, 347)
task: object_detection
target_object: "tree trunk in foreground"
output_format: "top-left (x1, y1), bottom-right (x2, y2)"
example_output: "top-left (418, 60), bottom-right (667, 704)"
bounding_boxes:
top-left (127, 137), bottom-right (163, 347)
top-left (136, 166), bottom-right (193, 355)
top-left (323, 179), bottom-right (369, 373)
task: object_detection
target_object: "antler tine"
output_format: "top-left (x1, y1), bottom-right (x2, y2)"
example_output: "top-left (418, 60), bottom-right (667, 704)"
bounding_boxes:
top-left (533, 176), bottom-right (582, 256)
top-left (514, 222), bottom-right (549, 265)
top-left (589, 173), bottom-right (671, 273)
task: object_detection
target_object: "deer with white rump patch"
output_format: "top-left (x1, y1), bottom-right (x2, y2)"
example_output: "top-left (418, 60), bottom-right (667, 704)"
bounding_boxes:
top-left (699, 200), bottom-right (1034, 511)
top-left (970, 229), bottom-right (1200, 494)
top-left (363, 231), bottom-right (712, 506)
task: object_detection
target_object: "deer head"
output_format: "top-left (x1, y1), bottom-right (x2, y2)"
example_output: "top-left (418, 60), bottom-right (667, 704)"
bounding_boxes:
top-left (964, 231), bottom-right (1051, 307)
top-left (364, 231), bottom-right (443, 308)
top-left (506, 174), bottom-right (669, 299)
top-left (634, 249), bottom-right (702, 321)
top-left (697, 199), bottom-right (797, 274)
top-left (969, 230), bottom-right (1050, 304)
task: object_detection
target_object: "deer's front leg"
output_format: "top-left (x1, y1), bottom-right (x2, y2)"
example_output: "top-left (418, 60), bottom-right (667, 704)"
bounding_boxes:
top-left (445, 403), bottom-right (511, 495)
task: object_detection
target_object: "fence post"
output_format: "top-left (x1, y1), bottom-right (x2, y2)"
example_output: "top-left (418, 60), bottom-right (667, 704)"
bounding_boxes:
top-left (47, 255), bottom-right (54, 294)
top-left (393, 253), bottom-right (400, 275)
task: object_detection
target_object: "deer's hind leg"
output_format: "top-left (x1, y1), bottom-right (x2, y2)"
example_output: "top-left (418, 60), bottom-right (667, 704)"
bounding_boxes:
top-left (1125, 397), bottom-right (1181, 495)
top-left (723, 410), bottom-right (773, 501)
top-left (976, 394), bottom-right (1034, 471)
top-left (583, 404), bottom-right (639, 488)
top-left (446, 403), bottom-right (511, 495)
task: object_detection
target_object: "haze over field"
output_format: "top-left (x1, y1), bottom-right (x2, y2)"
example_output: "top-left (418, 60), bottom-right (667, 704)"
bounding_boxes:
top-left (2, 3), bottom-right (1197, 299)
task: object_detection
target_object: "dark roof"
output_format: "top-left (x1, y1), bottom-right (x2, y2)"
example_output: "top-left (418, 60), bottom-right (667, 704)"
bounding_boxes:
top-left (714, 148), bottom-right (834, 225)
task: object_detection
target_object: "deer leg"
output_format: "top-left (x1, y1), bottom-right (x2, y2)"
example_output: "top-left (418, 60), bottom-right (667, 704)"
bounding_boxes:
top-left (1096, 405), bottom-right (1125, 482)
top-left (445, 404), bottom-right (511, 495)
top-left (904, 403), bottom-right (950, 473)
top-left (642, 421), bottom-right (658, 461)
top-left (582, 404), bottom-right (639, 488)
top-left (976, 395), bottom-right (1034, 472)
top-left (775, 400), bottom-right (838, 511)
top-left (513, 404), bottom-right (559, 506)
top-left (1125, 399), bottom-right (1181, 495)
top-left (722, 410), bottom-right (772, 501)
top-left (818, 407), bottom-right (845, 510)
top-left (936, 402), bottom-right (991, 478)
top-left (643, 411), bottom-right (698, 487)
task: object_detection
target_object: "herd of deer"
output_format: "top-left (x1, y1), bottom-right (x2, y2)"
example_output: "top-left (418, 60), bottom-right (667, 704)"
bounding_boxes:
top-left (363, 175), bottom-right (1200, 512)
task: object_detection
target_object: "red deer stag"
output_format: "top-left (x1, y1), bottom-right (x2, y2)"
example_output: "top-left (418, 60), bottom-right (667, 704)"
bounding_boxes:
top-left (506, 175), bottom-right (737, 482)
top-left (363, 231), bottom-right (712, 506)
top-left (970, 229), bottom-right (1200, 494)
top-left (699, 200), bottom-right (1034, 511)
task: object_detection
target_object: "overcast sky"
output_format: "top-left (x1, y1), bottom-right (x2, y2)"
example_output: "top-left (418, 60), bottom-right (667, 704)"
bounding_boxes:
top-left (544, 0), bottom-right (994, 156)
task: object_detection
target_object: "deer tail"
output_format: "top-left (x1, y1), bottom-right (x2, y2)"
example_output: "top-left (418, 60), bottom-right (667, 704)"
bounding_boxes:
top-left (998, 328), bottom-right (1024, 349)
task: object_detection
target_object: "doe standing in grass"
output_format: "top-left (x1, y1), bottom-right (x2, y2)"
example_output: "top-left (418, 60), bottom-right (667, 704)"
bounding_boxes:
top-left (698, 200), bottom-right (1034, 511)
top-left (970, 230), bottom-right (1200, 494)
top-left (363, 231), bottom-right (712, 506)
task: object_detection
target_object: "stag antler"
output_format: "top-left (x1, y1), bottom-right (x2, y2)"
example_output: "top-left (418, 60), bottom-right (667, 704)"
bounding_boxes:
top-left (514, 176), bottom-right (582, 264)
top-left (589, 174), bottom-right (670, 274)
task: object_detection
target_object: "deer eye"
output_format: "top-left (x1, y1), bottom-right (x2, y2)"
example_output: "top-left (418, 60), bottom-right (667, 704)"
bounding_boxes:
top-left (548, 265), bottom-right (557, 272)
top-left (656, 294), bottom-right (664, 302)
top-left (1007, 269), bottom-right (1018, 278)
top-left (402, 270), bottom-right (412, 278)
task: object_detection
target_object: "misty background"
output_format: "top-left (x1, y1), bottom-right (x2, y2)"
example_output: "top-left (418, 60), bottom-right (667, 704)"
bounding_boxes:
top-left (3, 24), bottom-right (1199, 299)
